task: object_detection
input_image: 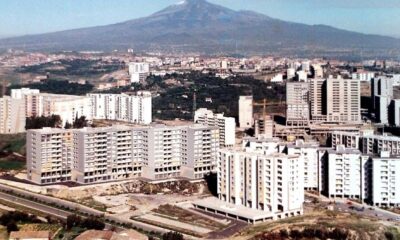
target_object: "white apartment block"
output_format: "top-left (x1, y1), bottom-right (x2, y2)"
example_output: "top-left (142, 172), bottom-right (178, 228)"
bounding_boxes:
top-left (331, 131), bottom-right (360, 150)
top-left (286, 82), bottom-right (309, 126)
top-left (242, 136), bottom-right (281, 155)
top-left (0, 96), bottom-right (26, 134)
top-left (129, 62), bottom-right (150, 83)
top-left (11, 88), bottom-right (40, 99)
top-left (285, 140), bottom-right (319, 190)
top-left (218, 150), bottom-right (304, 220)
top-left (368, 152), bottom-right (400, 207)
top-left (88, 92), bottom-right (152, 124)
top-left (41, 94), bottom-right (92, 126)
top-left (239, 96), bottom-right (253, 129)
top-left (320, 146), bottom-right (367, 200)
top-left (27, 124), bottom-right (219, 184)
top-left (390, 99), bottom-right (400, 127)
top-left (194, 108), bottom-right (235, 147)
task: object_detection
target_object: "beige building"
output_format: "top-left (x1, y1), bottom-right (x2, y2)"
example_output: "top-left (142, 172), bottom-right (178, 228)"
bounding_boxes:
top-left (0, 96), bottom-right (26, 134)
top-left (309, 78), bottom-right (327, 123)
top-left (27, 124), bottom-right (219, 184)
top-left (239, 96), bottom-right (253, 129)
top-left (326, 77), bottom-right (361, 123)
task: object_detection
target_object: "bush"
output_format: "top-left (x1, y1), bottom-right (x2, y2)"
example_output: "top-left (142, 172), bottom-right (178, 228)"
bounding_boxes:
top-left (6, 221), bottom-right (18, 233)
top-left (162, 231), bottom-right (184, 240)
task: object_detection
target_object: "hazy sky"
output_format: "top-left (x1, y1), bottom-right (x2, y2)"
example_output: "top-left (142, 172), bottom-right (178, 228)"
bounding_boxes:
top-left (0, 0), bottom-right (399, 38)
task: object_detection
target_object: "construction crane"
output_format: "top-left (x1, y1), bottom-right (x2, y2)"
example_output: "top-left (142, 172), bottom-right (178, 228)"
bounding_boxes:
top-left (252, 97), bottom-right (285, 119)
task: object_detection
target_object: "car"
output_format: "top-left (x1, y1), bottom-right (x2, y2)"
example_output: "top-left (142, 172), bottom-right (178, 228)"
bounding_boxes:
top-left (368, 207), bottom-right (374, 210)
top-left (349, 206), bottom-right (356, 210)
top-left (347, 201), bottom-right (353, 205)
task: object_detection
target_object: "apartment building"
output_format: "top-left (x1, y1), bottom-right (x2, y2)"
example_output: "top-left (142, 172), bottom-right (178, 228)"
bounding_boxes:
top-left (254, 115), bottom-right (274, 138)
top-left (27, 124), bottom-right (219, 184)
top-left (242, 136), bottom-right (281, 155)
top-left (27, 128), bottom-right (73, 184)
top-left (326, 77), bottom-right (361, 123)
top-left (194, 108), bottom-right (235, 147)
top-left (286, 82), bottom-right (309, 126)
top-left (309, 78), bottom-right (327, 123)
top-left (181, 125), bottom-right (220, 179)
top-left (128, 62), bottom-right (150, 83)
top-left (88, 92), bottom-right (152, 124)
top-left (285, 140), bottom-right (319, 190)
top-left (361, 134), bottom-right (400, 156)
top-left (368, 152), bottom-right (400, 207)
top-left (331, 131), bottom-right (361, 149)
top-left (309, 78), bottom-right (361, 124)
top-left (72, 126), bottom-right (143, 184)
top-left (239, 96), bottom-right (253, 129)
top-left (372, 76), bottom-right (393, 115)
top-left (218, 149), bottom-right (304, 220)
top-left (0, 96), bottom-right (26, 134)
top-left (320, 145), bottom-right (368, 200)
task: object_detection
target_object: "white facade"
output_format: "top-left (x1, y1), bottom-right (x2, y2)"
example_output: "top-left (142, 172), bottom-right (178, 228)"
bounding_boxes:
top-left (352, 72), bottom-right (374, 82)
top-left (129, 62), bottom-right (150, 83)
top-left (0, 96), bottom-right (26, 134)
top-left (369, 153), bottom-right (400, 207)
top-left (286, 140), bottom-right (319, 190)
top-left (194, 108), bottom-right (235, 147)
top-left (321, 146), bottom-right (367, 199)
top-left (88, 91), bottom-right (152, 124)
top-left (218, 149), bottom-right (304, 220)
top-left (239, 96), bottom-right (253, 129)
top-left (11, 88), bottom-right (40, 99)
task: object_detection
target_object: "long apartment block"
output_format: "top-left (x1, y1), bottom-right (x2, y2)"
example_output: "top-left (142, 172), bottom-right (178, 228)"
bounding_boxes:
top-left (27, 124), bottom-right (219, 185)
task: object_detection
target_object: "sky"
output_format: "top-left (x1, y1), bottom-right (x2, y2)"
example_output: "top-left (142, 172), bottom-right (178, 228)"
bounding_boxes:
top-left (0, 0), bottom-right (399, 38)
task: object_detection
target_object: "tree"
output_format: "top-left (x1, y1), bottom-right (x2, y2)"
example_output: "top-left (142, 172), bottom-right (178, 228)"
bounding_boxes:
top-left (162, 232), bottom-right (184, 240)
top-left (66, 214), bottom-right (82, 230)
top-left (73, 116), bottom-right (88, 129)
top-left (6, 221), bottom-right (18, 233)
top-left (64, 121), bottom-right (72, 129)
top-left (26, 115), bottom-right (62, 129)
top-left (82, 217), bottom-right (105, 230)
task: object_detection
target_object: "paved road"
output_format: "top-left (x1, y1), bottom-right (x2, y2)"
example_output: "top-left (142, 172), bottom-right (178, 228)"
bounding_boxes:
top-left (0, 191), bottom-right (71, 219)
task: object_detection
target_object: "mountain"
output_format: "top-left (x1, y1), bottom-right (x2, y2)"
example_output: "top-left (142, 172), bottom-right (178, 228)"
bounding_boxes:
top-left (1, 0), bottom-right (399, 58)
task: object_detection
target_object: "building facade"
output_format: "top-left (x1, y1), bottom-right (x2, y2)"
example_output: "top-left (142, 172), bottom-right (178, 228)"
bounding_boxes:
top-left (0, 96), bottom-right (26, 134)
top-left (239, 96), bottom-right (253, 129)
top-left (194, 108), bottom-right (235, 147)
top-left (286, 82), bottom-right (309, 126)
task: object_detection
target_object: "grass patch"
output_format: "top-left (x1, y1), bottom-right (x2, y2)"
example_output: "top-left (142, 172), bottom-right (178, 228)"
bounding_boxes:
top-left (19, 224), bottom-right (61, 236)
top-left (0, 134), bottom-right (26, 155)
top-left (0, 159), bottom-right (25, 171)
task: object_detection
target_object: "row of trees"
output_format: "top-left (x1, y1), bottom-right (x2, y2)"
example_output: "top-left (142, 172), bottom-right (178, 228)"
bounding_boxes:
top-left (257, 227), bottom-right (350, 240)
top-left (0, 211), bottom-right (42, 233)
top-left (66, 215), bottom-right (105, 230)
top-left (26, 115), bottom-right (88, 130)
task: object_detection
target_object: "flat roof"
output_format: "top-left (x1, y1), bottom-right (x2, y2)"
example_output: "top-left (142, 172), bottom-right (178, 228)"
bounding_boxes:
top-left (193, 197), bottom-right (273, 220)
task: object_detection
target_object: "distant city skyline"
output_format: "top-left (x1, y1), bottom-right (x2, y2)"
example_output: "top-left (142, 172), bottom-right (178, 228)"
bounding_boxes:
top-left (0, 0), bottom-right (399, 38)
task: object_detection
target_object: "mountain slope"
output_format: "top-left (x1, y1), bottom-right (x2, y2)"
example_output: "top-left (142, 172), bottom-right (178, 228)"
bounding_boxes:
top-left (0, 0), bottom-right (399, 57)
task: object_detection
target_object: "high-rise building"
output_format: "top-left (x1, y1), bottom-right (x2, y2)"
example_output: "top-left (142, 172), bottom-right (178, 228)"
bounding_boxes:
top-left (309, 78), bottom-right (327, 123)
top-left (27, 124), bottom-right (219, 184)
top-left (88, 91), bottom-right (152, 124)
top-left (129, 62), bottom-right (150, 83)
top-left (194, 108), bottom-right (235, 147)
top-left (0, 96), bottom-right (26, 134)
top-left (326, 77), bottom-right (361, 123)
top-left (286, 82), bottom-right (309, 126)
top-left (368, 152), bottom-right (400, 207)
top-left (309, 78), bottom-right (361, 124)
top-left (372, 76), bottom-right (393, 124)
top-left (254, 115), bottom-right (274, 138)
top-left (218, 149), bottom-right (304, 219)
top-left (320, 145), bottom-right (367, 200)
top-left (239, 96), bottom-right (253, 129)
top-left (285, 140), bottom-right (319, 190)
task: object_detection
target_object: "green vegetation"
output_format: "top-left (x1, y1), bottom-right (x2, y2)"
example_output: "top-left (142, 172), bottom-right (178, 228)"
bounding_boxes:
top-left (9, 79), bottom-right (94, 96)
top-left (66, 215), bottom-right (105, 231)
top-left (26, 115), bottom-right (62, 130)
top-left (16, 59), bottom-right (124, 77)
top-left (0, 159), bottom-right (25, 171)
top-left (162, 231), bottom-right (184, 240)
top-left (0, 134), bottom-right (26, 155)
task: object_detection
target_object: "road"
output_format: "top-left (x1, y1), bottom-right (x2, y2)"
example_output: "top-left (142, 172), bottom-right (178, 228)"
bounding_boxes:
top-left (0, 191), bottom-right (70, 219)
